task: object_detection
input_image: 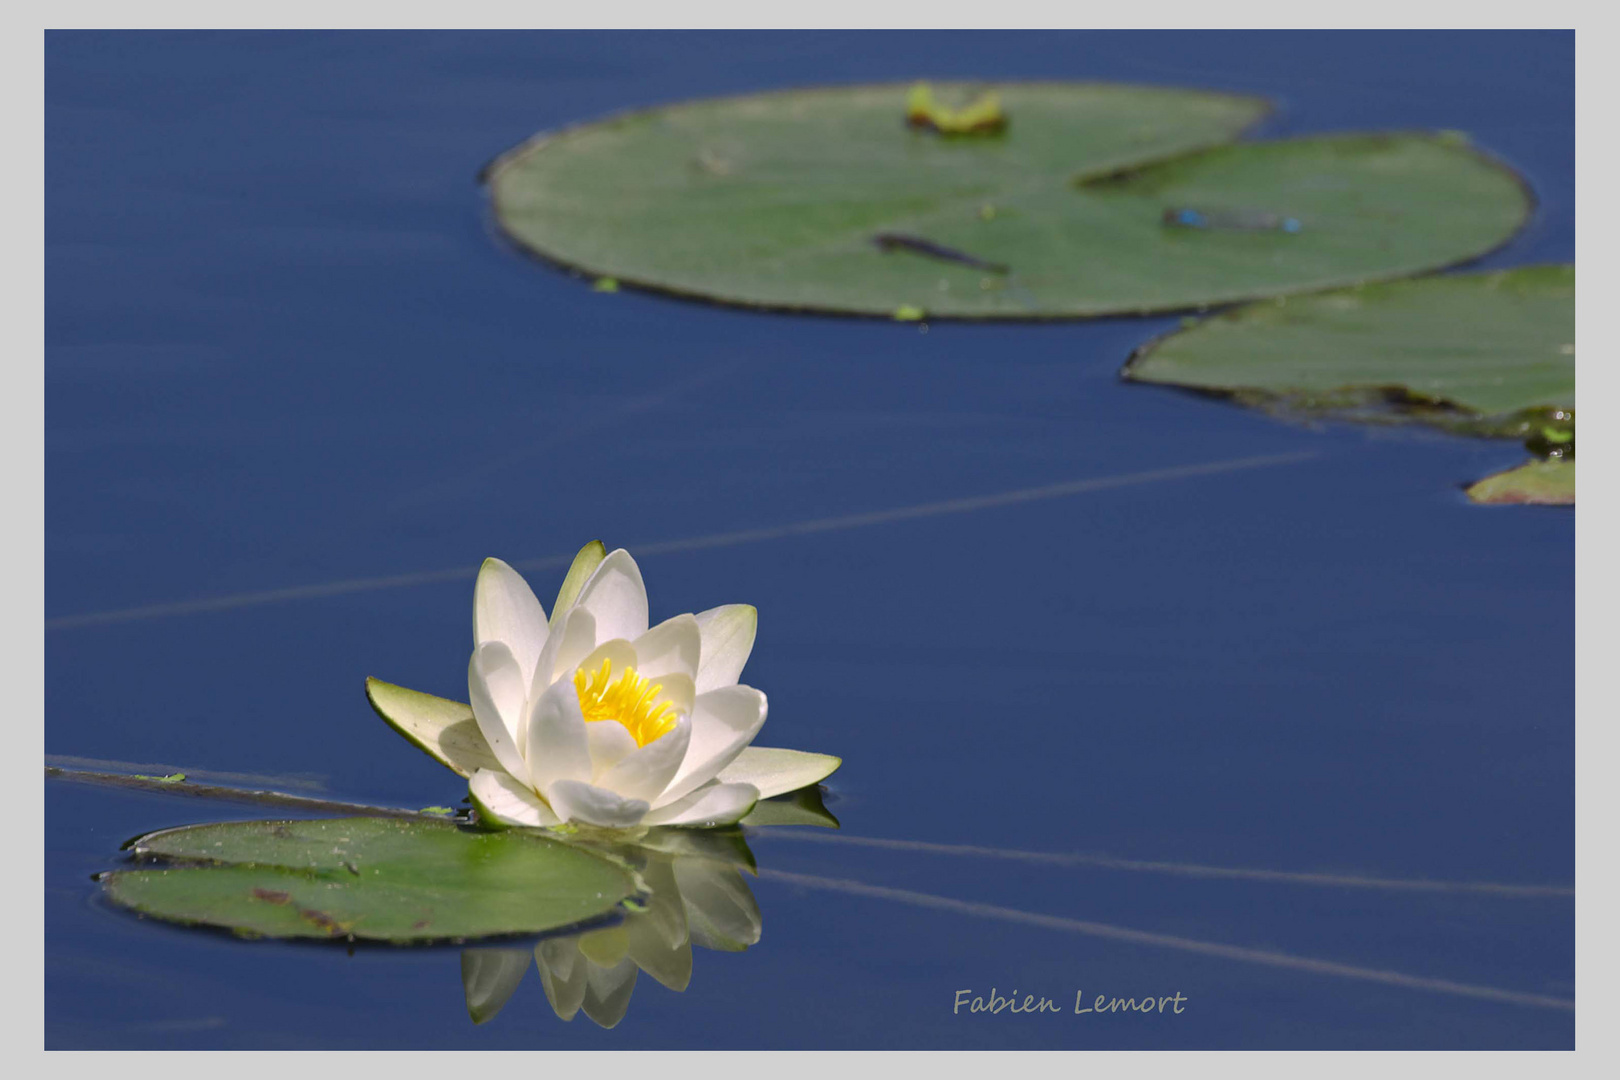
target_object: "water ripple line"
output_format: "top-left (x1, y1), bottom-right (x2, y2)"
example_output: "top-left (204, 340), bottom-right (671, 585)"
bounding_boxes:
top-left (758, 831), bottom-right (1574, 898)
top-left (46, 450), bottom-right (1318, 631)
top-left (758, 868), bottom-right (1575, 1011)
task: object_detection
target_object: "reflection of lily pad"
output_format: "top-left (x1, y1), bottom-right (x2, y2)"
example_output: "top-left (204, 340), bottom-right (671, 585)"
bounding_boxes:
top-left (489, 84), bottom-right (1529, 317)
top-left (1466, 459), bottom-right (1575, 505)
top-left (1125, 265), bottom-right (1574, 430)
top-left (99, 817), bottom-right (639, 943)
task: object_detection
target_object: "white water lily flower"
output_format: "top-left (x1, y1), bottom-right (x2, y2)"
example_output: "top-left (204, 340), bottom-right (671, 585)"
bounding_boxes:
top-left (365, 542), bottom-right (840, 828)
top-left (420, 541), bottom-right (833, 830)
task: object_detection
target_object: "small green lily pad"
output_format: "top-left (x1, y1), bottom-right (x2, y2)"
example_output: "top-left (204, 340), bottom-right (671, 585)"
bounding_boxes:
top-left (99, 817), bottom-right (640, 943)
top-left (1466, 459), bottom-right (1575, 505)
top-left (1125, 265), bottom-right (1574, 428)
top-left (488, 83), bottom-right (1530, 318)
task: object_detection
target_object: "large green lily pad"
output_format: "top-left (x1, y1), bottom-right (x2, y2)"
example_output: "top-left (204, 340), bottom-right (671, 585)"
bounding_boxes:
top-left (1125, 265), bottom-right (1574, 425)
top-left (99, 817), bottom-right (640, 943)
top-left (487, 83), bottom-right (1530, 318)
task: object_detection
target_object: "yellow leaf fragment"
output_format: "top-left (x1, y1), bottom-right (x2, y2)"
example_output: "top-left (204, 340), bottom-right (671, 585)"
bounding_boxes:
top-left (905, 82), bottom-right (1007, 136)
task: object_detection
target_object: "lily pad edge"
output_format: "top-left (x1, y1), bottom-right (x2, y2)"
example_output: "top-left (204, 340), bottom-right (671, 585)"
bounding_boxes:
top-left (1119, 262), bottom-right (1571, 431)
top-left (482, 78), bottom-right (1285, 321)
top-left (486, 93), bottom-right (1533, 321)
top-left (99, 816), bottom-right (650, 947)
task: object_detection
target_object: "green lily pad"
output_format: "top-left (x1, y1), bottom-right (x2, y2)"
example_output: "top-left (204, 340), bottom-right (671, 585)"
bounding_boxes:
top-left (99, 817), bottom-right (640, 943)
top-left (1125, 265), bottom-right (1574, 430)
top-left (1466, 459), bottom-right (1574, 505)
top-left (487, 83), bottom-right (1529, 318)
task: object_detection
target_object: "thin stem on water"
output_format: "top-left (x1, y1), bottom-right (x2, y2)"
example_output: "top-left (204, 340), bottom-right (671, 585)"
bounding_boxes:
top-left (44, 766), bottom-right (438, 820)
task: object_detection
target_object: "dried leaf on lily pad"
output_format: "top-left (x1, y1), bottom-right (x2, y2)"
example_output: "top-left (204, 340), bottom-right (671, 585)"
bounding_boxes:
top-left (487, 83), bottom-right (1529, 318)
top-left (99, 817), bottom-right (640, 943)
top-left (1466, 459), bottom-right (1574, 506)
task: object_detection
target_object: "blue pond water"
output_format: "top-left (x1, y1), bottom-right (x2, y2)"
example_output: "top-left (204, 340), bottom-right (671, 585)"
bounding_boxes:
top-left (45, 31), bottom-right (1574, 1048)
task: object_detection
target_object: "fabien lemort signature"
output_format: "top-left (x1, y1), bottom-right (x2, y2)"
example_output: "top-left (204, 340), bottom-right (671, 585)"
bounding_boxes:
top-left (954, 989), bottom-right (1189, 1017)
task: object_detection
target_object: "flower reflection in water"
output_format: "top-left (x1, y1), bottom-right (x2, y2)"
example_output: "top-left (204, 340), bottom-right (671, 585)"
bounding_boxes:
top-left (461, 825), bottom-right (767, 1029)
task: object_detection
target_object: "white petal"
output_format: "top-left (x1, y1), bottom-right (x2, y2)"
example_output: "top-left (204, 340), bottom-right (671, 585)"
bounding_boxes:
top-left (693, 604), bottom-right (757, 694)
top-left (548, 779), bottom-right (651, 827)
top-left (631, 859), bottom-right (691, 950)
top-left (641, 781), bottom-right (759, 827)
top-left (364, 677), bottom-right (503, 779)
top-left (550, 540), bottom-right (607, 628)
top-left (467, 643), bottom-right (530, 779)
top-left (585, 720), bottom-right (639, 780)
top-left (473, 558), bottom-right (549, 686)
top-left (596, 715), bottom-right (692, 804)
top-left (630, 613), bottom-right (701, 682)
top-left (651, 671), bottom-right (695, 720)
top-left (626, 910), bottom-right (692, 992)
top-left (577, 924), bottom-right (630, 967)
top-left (525, 678), bottom-right (593, 794)
top-left (675, 859), bottom-right (763, 951)
top-left (580, 961), bottom-right (638, 1029)
top-left (531, 605), bottom-right (597, 697)
top-left (715, 745), bottom-right (842, 800)
top-left (575, 548), bottom-right (649, 644)
top-left (576, 638), bottom-right (639, 682)
top-left (461, 948), bottom-right (532, 1025)
top-left (635, 825), bottom-right (757, 871)
top-left (655, 685), bottom-right (767, 806)
top-left (534, 939), bottom-right (589, 1021)
top-left (469, 768), bottom-right (560, 828)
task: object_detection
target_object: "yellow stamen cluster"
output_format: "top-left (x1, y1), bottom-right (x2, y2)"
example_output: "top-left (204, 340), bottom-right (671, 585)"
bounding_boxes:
top-left (574, 658), bottom-right (677, 748)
